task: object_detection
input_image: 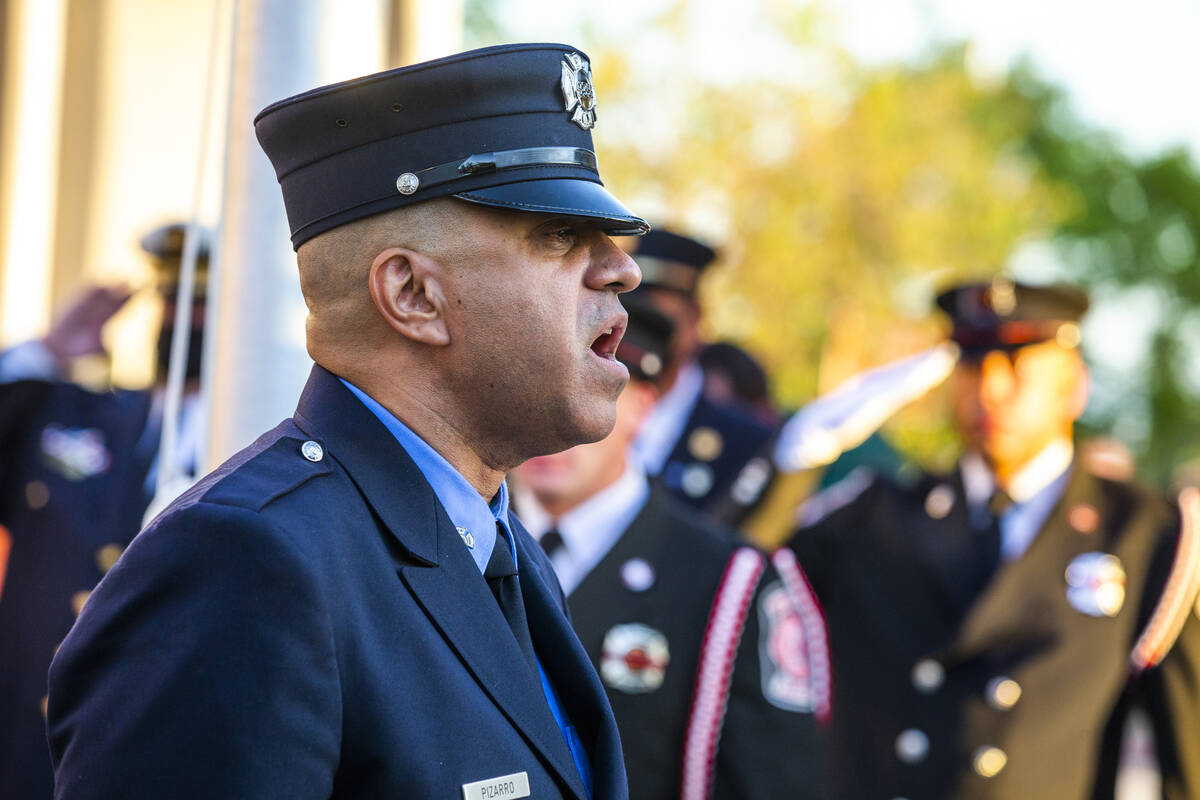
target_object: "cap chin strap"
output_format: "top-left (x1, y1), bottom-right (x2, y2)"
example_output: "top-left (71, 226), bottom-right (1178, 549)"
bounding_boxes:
top-left (401, 146), bottom-right (598, 194)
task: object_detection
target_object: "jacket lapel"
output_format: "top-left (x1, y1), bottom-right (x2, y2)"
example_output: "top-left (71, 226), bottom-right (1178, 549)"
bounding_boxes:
top-left (291, 366), bottom-right (587, 799)
top-left (513, 517), bottom-right (626, 800)
top-left (399, 519), bottom-right (590, 800)
top-left (946, 466), bottom-right (1098, 661)
top-left (905, 472), bottom-right (988, 624)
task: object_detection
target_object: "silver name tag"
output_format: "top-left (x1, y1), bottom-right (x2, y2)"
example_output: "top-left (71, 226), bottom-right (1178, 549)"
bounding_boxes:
top-left (461, 771), bottom-right (530, 800)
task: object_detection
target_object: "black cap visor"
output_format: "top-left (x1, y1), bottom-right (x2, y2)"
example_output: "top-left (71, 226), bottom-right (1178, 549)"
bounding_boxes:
top-left (952, 320), bottom-right (1072, 358)
top-left (455, 178), bottom-right (649, 236)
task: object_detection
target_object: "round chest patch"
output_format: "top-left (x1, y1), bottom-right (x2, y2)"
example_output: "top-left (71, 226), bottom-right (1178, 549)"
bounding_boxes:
top-left (600, 623), bottom-right (670, 694)
top-left (41, 425), bottom-right (111, 480)
top-left (1065, 552), bottom-right (1126, 617)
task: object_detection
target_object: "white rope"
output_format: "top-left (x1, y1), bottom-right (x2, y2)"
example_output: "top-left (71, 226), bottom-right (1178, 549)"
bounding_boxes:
top-left (146, 0), bottom-right (235, 524)
top-left (195, 0), bottom-right (240, 481)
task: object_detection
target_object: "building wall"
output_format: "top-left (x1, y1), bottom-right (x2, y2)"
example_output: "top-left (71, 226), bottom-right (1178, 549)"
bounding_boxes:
top-left (0, 0), bottom-right (463, 389)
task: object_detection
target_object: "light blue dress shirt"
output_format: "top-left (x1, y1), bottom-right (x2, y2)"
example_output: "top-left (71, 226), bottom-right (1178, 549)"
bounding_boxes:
top-left (339, 378), bottom-right (592, 797)
top-left (998, 465), bottom-right (1073, 561)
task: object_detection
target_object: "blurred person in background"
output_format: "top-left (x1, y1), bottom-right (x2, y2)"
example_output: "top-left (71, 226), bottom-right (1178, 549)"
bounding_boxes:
top-left (0, 223), bottom-right (208, 799)
top-left (697, 340), bottom-right (779, 427)
top-left (513, 293), bottom-right (829, 800)
top-left (627, 228), bottom-right (777, 518)
top-left (784, 278), bottom-right (1200, 799)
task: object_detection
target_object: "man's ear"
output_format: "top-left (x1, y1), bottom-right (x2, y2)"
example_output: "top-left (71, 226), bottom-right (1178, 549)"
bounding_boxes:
top-left (368, 247), bottom-right (450, 346)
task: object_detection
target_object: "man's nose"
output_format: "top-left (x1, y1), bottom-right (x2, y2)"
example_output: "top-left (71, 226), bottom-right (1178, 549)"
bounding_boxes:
top-left (587, 235), bottom-right (641, 293)
top-left (979, 350), bottom-right (1016, 405)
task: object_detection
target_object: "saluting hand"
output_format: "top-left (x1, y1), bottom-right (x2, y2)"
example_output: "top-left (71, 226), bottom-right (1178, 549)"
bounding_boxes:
top-left (42, 283), bottom-right (134, 362)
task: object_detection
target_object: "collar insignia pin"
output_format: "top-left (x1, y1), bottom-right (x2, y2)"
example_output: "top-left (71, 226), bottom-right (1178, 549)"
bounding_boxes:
top-left (456, 526), bottom-right (475, 549)
top-left (560, 52), bottom-right (597, 130)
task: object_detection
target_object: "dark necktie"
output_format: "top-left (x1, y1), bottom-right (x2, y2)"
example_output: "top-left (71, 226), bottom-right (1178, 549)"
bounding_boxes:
top-left (485, 527), bottom-right (539, 673)
top-left (972, 489), bottom-right (1009, 595)
top-left (539, 527), bottom-right (566, 560)
top-left (988, 488), bottom-right (1014, 518)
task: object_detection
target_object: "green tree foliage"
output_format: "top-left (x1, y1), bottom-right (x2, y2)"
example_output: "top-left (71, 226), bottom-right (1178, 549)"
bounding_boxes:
top-left (1010, 69), bottom-right (1200, 482)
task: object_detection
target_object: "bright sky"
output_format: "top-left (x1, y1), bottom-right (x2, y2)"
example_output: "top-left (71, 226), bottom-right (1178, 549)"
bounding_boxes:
top-left (840, 0), bottom-right (1200, 159)
top-left (495, 0), bottom-right (1200, 160)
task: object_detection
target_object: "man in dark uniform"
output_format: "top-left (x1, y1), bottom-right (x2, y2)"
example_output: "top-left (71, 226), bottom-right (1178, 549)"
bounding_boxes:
top-left (786, 278), bottom-right (1200, 799)
top-left (48, 44), bottom-right (648, 800)
top-left (0, 224), bottom-right (207, 799)
top-left (513, 296), bottom-right (829, 800)
top-left (627, 229), bottom-right (776, 516)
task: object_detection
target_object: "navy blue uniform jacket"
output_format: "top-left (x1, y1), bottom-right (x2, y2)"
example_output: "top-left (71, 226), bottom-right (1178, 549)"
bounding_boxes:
top-left (0, 379), bottom-right (154, 799)
top-left (47, 365), bottom-right (627, 800)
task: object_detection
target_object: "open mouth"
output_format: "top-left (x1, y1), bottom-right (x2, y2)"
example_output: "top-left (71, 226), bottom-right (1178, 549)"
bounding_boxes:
top-left (590, 318), bottom-right (626, 359)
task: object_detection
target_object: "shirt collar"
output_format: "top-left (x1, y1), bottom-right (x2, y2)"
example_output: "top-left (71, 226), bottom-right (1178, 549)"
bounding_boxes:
top-left (962, 437), bottom-right (1075, 506)
top-left (631, 360), bottom-right (703, 474)
top-left (339, 377), bottom-right (509, 574)
top-left (556, 464), bottom-right (648, 562)
top-left (1008, 438), bottom-right (1074, 503)
top-left (514, 463), bottom-right (650, 595)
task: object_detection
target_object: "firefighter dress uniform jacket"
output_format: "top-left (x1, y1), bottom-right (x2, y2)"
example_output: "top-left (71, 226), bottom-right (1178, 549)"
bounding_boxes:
top-left (788, 463), bottom-right (1200, 800)
top-left (569, 487), bottom-right (830, 799)
top-left (47, 366), bottom-right (628, 800)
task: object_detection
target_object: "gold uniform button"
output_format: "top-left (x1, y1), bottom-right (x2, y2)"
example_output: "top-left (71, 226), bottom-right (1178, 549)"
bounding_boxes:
top-left (986, 677), bottom-right (1022, 710)
top-left (924, 485), bottom-right (954, 519)
top-left (973, 746), bottom-right (1007, 778)
top-left (911, 659), bottom-right (945, 693)
top-left (687, 427), bottom-right (724, 462)
top-left (71, 590), bottom-right (91, 616)
top-left (26, 480), bottom-right (50, 510)
top-left (95, 543), bottom-right (124, 573)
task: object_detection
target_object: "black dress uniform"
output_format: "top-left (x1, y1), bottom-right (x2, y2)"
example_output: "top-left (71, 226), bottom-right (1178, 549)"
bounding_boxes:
top-left (563, 486), bottom-right (830, 800)
top-left (790, 464), bottom-right (1200, 799)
